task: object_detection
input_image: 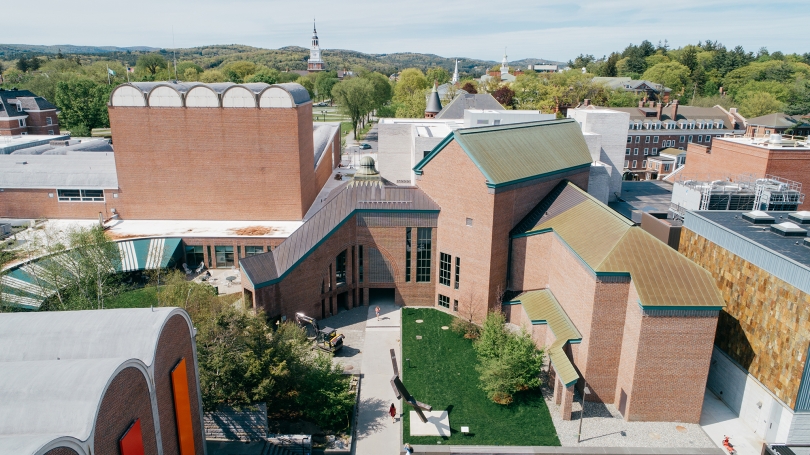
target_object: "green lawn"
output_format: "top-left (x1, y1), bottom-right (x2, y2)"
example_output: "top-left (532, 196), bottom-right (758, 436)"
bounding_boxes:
top-left (401, 308), bottom-right (560, 446)
top-left (105, 286), bottom-right (157, 309)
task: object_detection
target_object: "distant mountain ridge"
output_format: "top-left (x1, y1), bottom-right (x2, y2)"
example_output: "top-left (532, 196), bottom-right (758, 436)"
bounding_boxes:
top-left (0, 43), bottom-right (564, 75)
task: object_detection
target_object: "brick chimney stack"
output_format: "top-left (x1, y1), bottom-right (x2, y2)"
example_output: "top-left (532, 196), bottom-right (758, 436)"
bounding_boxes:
top-left (656, 101), bottom-right (663, 120)
top-left (639, 100), bottom-right (645, 108)
top-left (583, 99), bottom-right (591, 107)
top-left (670, 100), bottom-right (679, 120)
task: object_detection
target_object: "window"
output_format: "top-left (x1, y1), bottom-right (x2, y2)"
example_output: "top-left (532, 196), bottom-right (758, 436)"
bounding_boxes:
top-left (416, 228), bottom-right (431, 282)
top-left (245, 246), bottom-right (264, 256)
top-left (663, 164), bottom-right (671, 172)
top-left (359, 245), bottom-right (364, 283)
top-left (453, 299), bottom-right (458, 312)
top-left (645, 136), bottom-right (650, 143)
top-left (48, 130), bottom-right (54, 135)
top-left (46, 117), bottom-right (53, 125)
top-left (632, 160), bottom-right (637, 168)
top-left (653, 136), bottom-right (659, 143)
top-left (18, 119), bottom-right (25, 128)
top-left (641, 160), bottom-right (647, 168)
top-left (454, 257), bottom-right (460, 289)
top-left (633, 148), bottom-right (638, 155)
top-left (627, 136), bottom-right (632, 143)
top-left (16, 102), bottom-right (22, 112)
top-left (207, 246), bottom-right (212, 267)
top-left (336, 251), bottom-right (347, 285)
top-left (644, 148), bottom-right (649, 155)
top-left (57, 189), bottom-right (104, 202)
top-left (697, 135), bottom-right (703, 143)
top-left (438, 294), bottom-right (450, 308)
top-left (705, 135), bottom-right (712, 143)
top-left (405, 229), bottom-right (411, 282)
top-left (688, 135), bottom-right (693, 143)
top-left (679, 135), bottom-right (685, 142)
top-left (493, 119), bottom-right (501, 125)
top-left (465, 218), bottom-right (473, 227)
top-left (634, 136), bottom-right (640, 143)
top-left (652, 148), bottom-right (658, 154)
top-left (477, 119), bottom-right (488, 125)
top-left (215, 246), bottom-right (234, 268)
top-left (624, 160), bottom-right (629, 168)
top-left (185, 245), bottom-right (204, 267)
top-left (439, 253), bottom-right (451, 286)
top-left (625, 148), bottom-right (630, 155)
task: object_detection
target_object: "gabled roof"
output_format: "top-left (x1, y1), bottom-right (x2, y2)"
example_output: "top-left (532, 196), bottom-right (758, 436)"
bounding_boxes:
top-left (512, 181), bottom-right (725, 309)
top-left (507, 289), bottom-right (582, 387)
top-left (746, 112), bottom-right (810, 128)
top-left (0, 89), bottom-right (58, 118)
top-left (240, 184), bottom-right (439, 287)
top-left (414, 119), bottom-right (593, 189)
top-left (435, 93), bottom-right (503, 119)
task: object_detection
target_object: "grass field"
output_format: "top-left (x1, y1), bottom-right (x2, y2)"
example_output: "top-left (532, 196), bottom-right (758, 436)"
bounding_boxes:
top-left (401, 308), bottom-right (560, 446)
top-left (105, 285), bottom-right (239, 310)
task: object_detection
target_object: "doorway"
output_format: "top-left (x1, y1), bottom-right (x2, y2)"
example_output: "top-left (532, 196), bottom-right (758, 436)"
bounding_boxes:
top-left (337, 292), bottom-right (349, 313)
top-left (368, 288), bottom-right (395, 306)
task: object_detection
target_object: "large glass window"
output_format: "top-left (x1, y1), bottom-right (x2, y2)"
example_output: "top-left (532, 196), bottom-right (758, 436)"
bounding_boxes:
top-left (185, 245), bottom-right (204, 268)
top-left (336, 250), bottom-right (347, 285)
top-left (439, 253), bottom-right (451, 286)
top-left (215, 246), bottom-right (234, 268)
top-left (438, 294), bottom-right (450, 308)
top-left (245, 246), bottom-right (264, 256)
top-left (454, 257), bottom-right (460, 289)
top-left (405, 228), bottom-right (411, 282)
top-left (57, 189), bottom-right (105, 202)
top-left (358, 245), bottom-right (364, 283)
top-left (416, 228), bottom-right (432, 282)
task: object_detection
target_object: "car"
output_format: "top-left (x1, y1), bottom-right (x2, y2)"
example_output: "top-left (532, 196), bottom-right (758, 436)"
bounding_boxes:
top-left (358, 143), bottom-right (372, 150)
top-left (315, 102), bottom-right (328, 107)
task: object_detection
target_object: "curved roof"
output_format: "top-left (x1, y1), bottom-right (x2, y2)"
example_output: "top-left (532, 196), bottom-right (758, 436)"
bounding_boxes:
top-left (511, 181), bottom-right (725, 309)
top-left (109, 82), bottom-right (310, 107)
top-left (0, 358), bottom-right (147, 455)
top-left (0, 307), bottom-right (191, 365)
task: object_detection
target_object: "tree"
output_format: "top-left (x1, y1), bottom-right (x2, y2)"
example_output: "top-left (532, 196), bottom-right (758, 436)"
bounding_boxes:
top-left (54, 78), bottom-right (112, 136)
top-left (16, 56), bottom-right (29, 72)
top-left (599, 52), bottom-right (620, 77)
top-left (315, 71), bottom-right (339, 101)
top-left (363, 72), bottom-right (393, 112)
top-left (493, 85), bottom-right (515, 107)
top-left (245, 68), bottom-right (280, 84)
top-left (641, 61), bottom-right (691, 94)
top-left (199, 69), bottom-right (227, 83)
top-left (474, 311), bottom-right (544, 405)
top-left (394, 68), bottom-right (428, 100)
top-left (739, 92), bottom-right (785, 118)
top-left (461, 81), bottom-right (478, 94)
top-left (331, 77), bottom-right (374, 137)
top-left (426, 66), bottom-right (450, 85)
top-left (137, 53), bottom-right (168, 76)
top-left (222, 61), bottom-right (258, 83)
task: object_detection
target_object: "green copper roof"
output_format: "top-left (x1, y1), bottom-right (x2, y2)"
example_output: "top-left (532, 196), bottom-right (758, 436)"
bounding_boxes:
top-left (510, 289), bottom-right (582, 387)
top-left (512, 181), bottom-right (725, 310)
top-left (414, 119), bottom-right (593, 188)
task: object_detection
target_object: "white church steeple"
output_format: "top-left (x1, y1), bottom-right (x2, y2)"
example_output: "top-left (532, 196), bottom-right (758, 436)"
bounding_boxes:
top-left (308, 19), bottom-right (325, 72)
top-left (501, 48), bottom-right (509, 76)
top-left (452, 59), bottom-right (459, 84)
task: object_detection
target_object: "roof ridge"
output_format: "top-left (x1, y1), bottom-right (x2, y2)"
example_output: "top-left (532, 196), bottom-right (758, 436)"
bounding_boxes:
top-left (564, 182), bottom-right (635, 227)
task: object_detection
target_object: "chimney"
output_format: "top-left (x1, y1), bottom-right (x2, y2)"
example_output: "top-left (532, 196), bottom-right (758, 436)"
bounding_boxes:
top-left (639, 100), bottom-right (644, 108)
top-left (656, 101), bottom-right (663, 120)
top-left (583, 99), bottom-right (590, 107)
top-left (648, 101), bottom-right (655, 108)
top-left (670, 100), bottom-right (679, 120)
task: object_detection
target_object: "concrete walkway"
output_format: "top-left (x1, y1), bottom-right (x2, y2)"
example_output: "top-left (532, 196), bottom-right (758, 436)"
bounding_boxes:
top-left (700, 389), bottom-right (764, 455)
top-left (353, 303), bottom-right (402, 455)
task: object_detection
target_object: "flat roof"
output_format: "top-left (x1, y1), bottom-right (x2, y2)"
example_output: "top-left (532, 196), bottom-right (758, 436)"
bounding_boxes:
top-left (716, 136), bottom-right (810, 150)
top-left (609, 181), bottom-right (673, 223)
top-left (104, 219), bottom-right (302, 239)
top-left (690, 211), bottom-right (810, 268)
top-left (0, 151), bottom-right (118, 189)
top-left (0, 134), bottom-right (70, 154)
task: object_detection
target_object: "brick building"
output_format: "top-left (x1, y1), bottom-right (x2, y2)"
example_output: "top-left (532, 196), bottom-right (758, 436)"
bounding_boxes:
top-left (0, 308), bottom-right (204, 455)
top-left (745, 113), bottom-right (810, 138)
top-left (679, 210), bottom-right (810, 444)
top-left (681, 135), bottom-right (810, 210)
top-left (597, 101), bottom-right (745, 178)
top-left (240, 120), bottom-right (725, 423)
top-left (0, 88), bottom-right (60, 136)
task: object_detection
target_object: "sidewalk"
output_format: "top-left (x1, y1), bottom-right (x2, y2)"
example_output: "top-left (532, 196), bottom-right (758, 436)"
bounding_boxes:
top-left (353, 303), bottom-right (401, 455)
top-left (700, 389), bottom-right (765, 455)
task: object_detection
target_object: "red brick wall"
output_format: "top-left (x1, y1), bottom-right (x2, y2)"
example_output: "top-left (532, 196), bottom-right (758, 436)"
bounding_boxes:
top-left (615, 283), bottom-right (642, 417)
top-left (153, 314), bottom-right (205, 455)
top-left (26, 110), bottom-right (59, 134)
top-left (108, 104), bottom-right (323, 221)
top-left (766, 149), bottom-right (810, 209)
top-left (94, 366), bottom-right (159, 455)
top-left (0, 188), bottom-right (116, 219)
top-left (586, 279), bottom-right (630, 403)
top-left (509, 234), bottom-right (553, 291)
top-left (0, 118), bottom-right (28, 135)
top-left (627, 310), bottom-right (717, 423)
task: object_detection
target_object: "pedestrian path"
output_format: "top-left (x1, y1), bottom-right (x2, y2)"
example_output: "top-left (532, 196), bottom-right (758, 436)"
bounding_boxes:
top-left (353, 303), bottom-right (401, 455)
top-left (700, 389), bottom-right (764, 455)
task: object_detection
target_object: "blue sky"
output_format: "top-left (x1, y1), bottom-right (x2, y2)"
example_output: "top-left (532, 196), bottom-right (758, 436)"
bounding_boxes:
top-left (5, 0), bottom-right (807, 62)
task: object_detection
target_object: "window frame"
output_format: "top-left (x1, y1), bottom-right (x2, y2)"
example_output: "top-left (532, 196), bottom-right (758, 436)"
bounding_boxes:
top-left (56, 189), bottom-right (105, 202)
top-left (438, 294), bottom-right (450, 309)
top-left (416, 228), bottom-right (432, 283)
top-left (439, 252), bottom-right (451, 287)
top-left (454, 257), bottom-right (460, 290)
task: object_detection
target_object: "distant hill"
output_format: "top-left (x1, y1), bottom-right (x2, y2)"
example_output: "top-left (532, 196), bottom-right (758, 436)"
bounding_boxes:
top-left (0, 43), bottom-right (563, 76)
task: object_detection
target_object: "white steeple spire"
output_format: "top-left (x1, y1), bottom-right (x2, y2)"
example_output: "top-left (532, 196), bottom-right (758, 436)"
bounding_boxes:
top-left (308, 19), bottom-right (325, 71)
top-left (452, 59), bottom-right (459, 84)
top-left (501, 48), bottom-right (509, 76)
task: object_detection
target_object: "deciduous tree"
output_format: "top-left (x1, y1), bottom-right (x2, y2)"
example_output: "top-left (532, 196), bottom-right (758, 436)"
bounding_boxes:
top-left (136, 53), bottom-right (168, 76)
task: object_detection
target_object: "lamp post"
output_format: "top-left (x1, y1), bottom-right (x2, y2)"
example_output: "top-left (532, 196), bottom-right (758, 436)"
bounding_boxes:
top-left (577, 380), bottom-right (590, 443)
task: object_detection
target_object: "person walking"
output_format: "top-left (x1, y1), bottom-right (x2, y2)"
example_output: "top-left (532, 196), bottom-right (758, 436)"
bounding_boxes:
top-left (404, 443), bottom-right (414, 454)
top-left (389, 403), bottom-right (397, 423)
top-left (375, 306), bottom-right (381, 321)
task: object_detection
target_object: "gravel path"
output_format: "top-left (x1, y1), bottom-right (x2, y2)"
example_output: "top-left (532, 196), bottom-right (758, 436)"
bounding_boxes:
top-left (544, 387), bottom-right (715, 448)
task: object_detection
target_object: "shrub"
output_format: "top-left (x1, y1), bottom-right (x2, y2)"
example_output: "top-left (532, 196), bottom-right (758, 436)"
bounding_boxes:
top-left (450, 317), bottom-right (480, 339)
top-left (473, 312), bottom-right (545, 404)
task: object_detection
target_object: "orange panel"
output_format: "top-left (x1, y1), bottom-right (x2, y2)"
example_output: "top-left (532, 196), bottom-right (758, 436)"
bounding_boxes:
top-left (119, 418), bottom-right (145, 455)
top-left (171, 358), bottom-right (196, 455)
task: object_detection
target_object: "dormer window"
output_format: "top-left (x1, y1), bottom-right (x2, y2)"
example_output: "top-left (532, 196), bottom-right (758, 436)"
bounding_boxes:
top-left (16, 102), bottom-right (23, 112)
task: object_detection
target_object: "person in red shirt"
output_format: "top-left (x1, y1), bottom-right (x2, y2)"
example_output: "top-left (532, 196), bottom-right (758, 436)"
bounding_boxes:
top-left (389, 403), bottom-right (397, 423)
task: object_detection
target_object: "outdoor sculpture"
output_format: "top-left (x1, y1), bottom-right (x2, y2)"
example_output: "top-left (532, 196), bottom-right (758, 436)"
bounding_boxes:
top-left (389, 349), bottom-right (433, 423)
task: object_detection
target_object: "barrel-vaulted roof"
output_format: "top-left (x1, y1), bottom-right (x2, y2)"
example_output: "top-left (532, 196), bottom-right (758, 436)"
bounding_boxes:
top-left (240, 183), bottom-right (440, 287)
top-left (109, 81), bottom-right (311, 107)
top-left (414, 119), bottom-right (593, 189)
top-left (512, 181), bottom-right (725, 310)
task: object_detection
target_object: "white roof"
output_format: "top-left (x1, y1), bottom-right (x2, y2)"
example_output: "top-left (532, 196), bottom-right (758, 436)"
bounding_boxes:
top-left (103, 218), bottom-right (303, 239)
top-left (0, 134), bottom-right (69, 153)
top-left (0, 152), bottom-right (118, 189)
